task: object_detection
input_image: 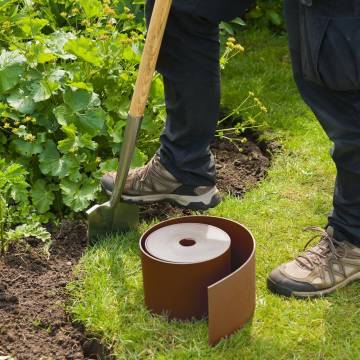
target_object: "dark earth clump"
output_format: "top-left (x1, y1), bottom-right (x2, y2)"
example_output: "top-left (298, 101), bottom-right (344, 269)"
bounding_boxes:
top-left (0, 221), bottom-right (110, 360)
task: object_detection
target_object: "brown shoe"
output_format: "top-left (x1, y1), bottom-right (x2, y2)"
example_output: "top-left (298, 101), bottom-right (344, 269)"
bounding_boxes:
top-left (267, 226), bottom-right (360, 298)
top-left (101, 155), bottom-right (221, 210)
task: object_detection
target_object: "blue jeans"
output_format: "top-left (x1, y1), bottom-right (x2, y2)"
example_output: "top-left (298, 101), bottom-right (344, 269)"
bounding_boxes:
top-left (285, 0), bottom-right (360, 245)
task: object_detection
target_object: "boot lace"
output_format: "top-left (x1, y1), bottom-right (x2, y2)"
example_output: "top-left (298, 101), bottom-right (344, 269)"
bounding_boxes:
top-left (295, 226), bottom-right (345, 270)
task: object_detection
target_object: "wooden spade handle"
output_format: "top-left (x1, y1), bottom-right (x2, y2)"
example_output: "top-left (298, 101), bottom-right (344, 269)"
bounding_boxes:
top-left (129, 0), bottom-right (172, 118)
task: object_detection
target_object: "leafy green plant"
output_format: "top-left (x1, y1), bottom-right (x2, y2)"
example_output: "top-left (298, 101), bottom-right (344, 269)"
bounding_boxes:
top-left (220, 17), bottom-right (246, 36)
top-left (0, 0), bottom-right (166, 215)
top-left (0, 161), bottom-right (50, 253)
top-left (248, 0), bottom-right (284, 30)
top-left (217, 91), bottom-right (268, 151)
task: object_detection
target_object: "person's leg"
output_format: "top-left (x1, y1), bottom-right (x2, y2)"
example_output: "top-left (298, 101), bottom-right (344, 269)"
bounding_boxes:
top-left (267, 0), bottom-right (360, 297)
top-left (287, 0), bottom-right (360, 246)
top-left (101, 1), bottom-right (222, 209)
top-left (146, 0), bottom-right (221, 187)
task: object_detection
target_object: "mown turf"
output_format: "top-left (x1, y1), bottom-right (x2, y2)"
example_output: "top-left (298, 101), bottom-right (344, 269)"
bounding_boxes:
top-left (68, 28), bottom-right (360, 359)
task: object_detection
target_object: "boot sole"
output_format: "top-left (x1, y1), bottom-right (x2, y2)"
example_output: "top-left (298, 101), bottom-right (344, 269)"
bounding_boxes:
top-left (267, 272), bottom-right (360, 298)
top-left (102, 186), bottom-right (221, 211)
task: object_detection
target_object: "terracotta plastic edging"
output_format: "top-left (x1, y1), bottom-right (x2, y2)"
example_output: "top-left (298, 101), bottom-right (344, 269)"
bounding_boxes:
top-left (139, 215), bottom-right (256, 345)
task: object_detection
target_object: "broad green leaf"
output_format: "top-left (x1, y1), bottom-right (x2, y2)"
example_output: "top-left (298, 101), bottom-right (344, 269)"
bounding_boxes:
top-left (122, 46), bottom-right (137, 62)
top-left (219, 22), bottom-right (235, 36)
top-left (2, 162), bottom-right (29, 202)
top-left (31, 179), bottom-right (55, 213)
top-left (37, 52), bottom-right (57, 64)
top-left (64, 37), bottom-right (103, 66)
top-left (76, 108), bottom-right (106, 136)
top-left (0, 0), bottom-right (17, 11)
top-left (0, 50), bottom-right (26, 68)
top-left (266, 10), bottom-right (282, 26)
top-left (79, 0), bottom-right (104, 18)
top-left (64, 87), bottom-right (91, 112)
top-left (53, 104), bottom-right (77, 126)
top-left (131, 147), bottom-right (147, 168)
top-left (48, 68), bottom-right (66, 82)
top-left (99, 158), bottom-right (117, 173)
top-left (68, 81), bottom-right (93, 92)
top-left (45, 32), bottom-right (77, 60)
top-left (0, 50), bottom-right (26, 94)
top-left (60, 176), bottom-right (99, 211)
top-left (58, 124), bottom-right (97, 153)
top-left (39, 140), bottom-right (66, 177)
top-left (108, 119), bottom-right (126, 143)
top-left (231, 17), bottom-right (246, 26)
top-left (11, 139), bottom-right (42, 157)
top-left (30, 80), bottom-right (52, 102)
top-left (7, 89), bottom-right (36, 114)
top-left (17, 18), bottom-right (49, 36)
top-left (39, 140), bottom-right (83, 180)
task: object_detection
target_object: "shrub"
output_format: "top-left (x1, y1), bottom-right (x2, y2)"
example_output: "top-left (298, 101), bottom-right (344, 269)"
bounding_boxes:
top-left (0, 0), bottom-right (165, 215)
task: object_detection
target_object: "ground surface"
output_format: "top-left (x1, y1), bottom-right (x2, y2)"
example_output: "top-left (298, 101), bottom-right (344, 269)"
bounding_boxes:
top-left (68, 28), bottom-right (360, 360)
top-left (0, 222), bottom-right (108, 360)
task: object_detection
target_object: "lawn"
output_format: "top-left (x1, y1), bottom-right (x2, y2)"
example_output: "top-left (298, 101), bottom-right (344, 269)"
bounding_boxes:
top-left (68, 28), bottom-right (360, 359)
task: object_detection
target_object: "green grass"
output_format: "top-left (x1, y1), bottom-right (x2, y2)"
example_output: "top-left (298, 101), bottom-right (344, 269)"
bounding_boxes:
top-left (68, 28), bottom-right (360, 359)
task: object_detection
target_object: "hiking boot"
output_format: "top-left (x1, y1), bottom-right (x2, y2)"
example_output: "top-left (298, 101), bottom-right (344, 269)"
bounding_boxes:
top-left (267, 226), bottom-right (360, 298)
top-left (101, 154), bottom-right (221, 210)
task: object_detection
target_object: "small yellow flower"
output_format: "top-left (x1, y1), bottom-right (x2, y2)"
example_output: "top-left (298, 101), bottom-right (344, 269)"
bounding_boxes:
top-left (3, 122), bottom-right (10, 129)
top-left (24, 134), bottom-right (35, 142)
top-left (99, 34), bottom-right (109, 40)
top-left (71, 7), bottom-right (80, 14)
top-left (95, 157), bottom-right (101, 163)
top-left (60, 12), bottom-right (67, 17)
top-left (14, 120), bottom-right (20, 126)
top-left (227, 37), bottom-right (236, 43)
top-left (235, 44), bottom-right (244, 52)
top-left (127, 13), bottom-right (135, 20)
top-left (24, 116), bottom-right (32, 122)
top-left (81, 19), bottom-right (90, 27)
top-left (104, 5), bottom-right (115, 15)
top-left (248, 91), bottom-right (255, 97)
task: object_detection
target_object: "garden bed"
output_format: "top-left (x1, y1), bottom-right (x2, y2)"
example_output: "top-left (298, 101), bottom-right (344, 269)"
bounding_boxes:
top-left (0, 134), bottom-right (272, 359)
top-left (0, 221), bottom-right (109, 360)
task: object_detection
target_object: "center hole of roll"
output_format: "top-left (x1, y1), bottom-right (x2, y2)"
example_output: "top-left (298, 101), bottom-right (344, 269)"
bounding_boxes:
top-left (179, 238), bottom-right (196, 247)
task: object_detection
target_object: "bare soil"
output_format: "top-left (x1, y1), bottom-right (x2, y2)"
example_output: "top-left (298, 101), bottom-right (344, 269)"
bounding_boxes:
top-left (0, 221), bottom-right (108, 360)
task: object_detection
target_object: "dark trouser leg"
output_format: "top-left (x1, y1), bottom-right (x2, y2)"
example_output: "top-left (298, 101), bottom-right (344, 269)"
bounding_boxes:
top-left (146, 0), bottom-right (220, 186)
top-left (285, 0), bottom-right (360, 246)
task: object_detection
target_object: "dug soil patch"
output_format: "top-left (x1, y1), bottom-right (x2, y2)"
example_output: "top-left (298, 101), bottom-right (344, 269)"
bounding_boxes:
top-left (0, 221), bottom-right (108, 360)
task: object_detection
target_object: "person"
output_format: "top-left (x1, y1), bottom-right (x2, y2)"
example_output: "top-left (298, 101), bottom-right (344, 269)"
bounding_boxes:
top-left (267, 0), bottom-right (360, 297)
top-left (101, 0), bottom-right (252, 210)
top-left (102, 0), bottom-right (360, 298)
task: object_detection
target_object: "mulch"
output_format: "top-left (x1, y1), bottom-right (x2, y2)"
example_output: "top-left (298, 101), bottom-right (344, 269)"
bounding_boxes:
top-left (0, 135), bottom-right (273, 359)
